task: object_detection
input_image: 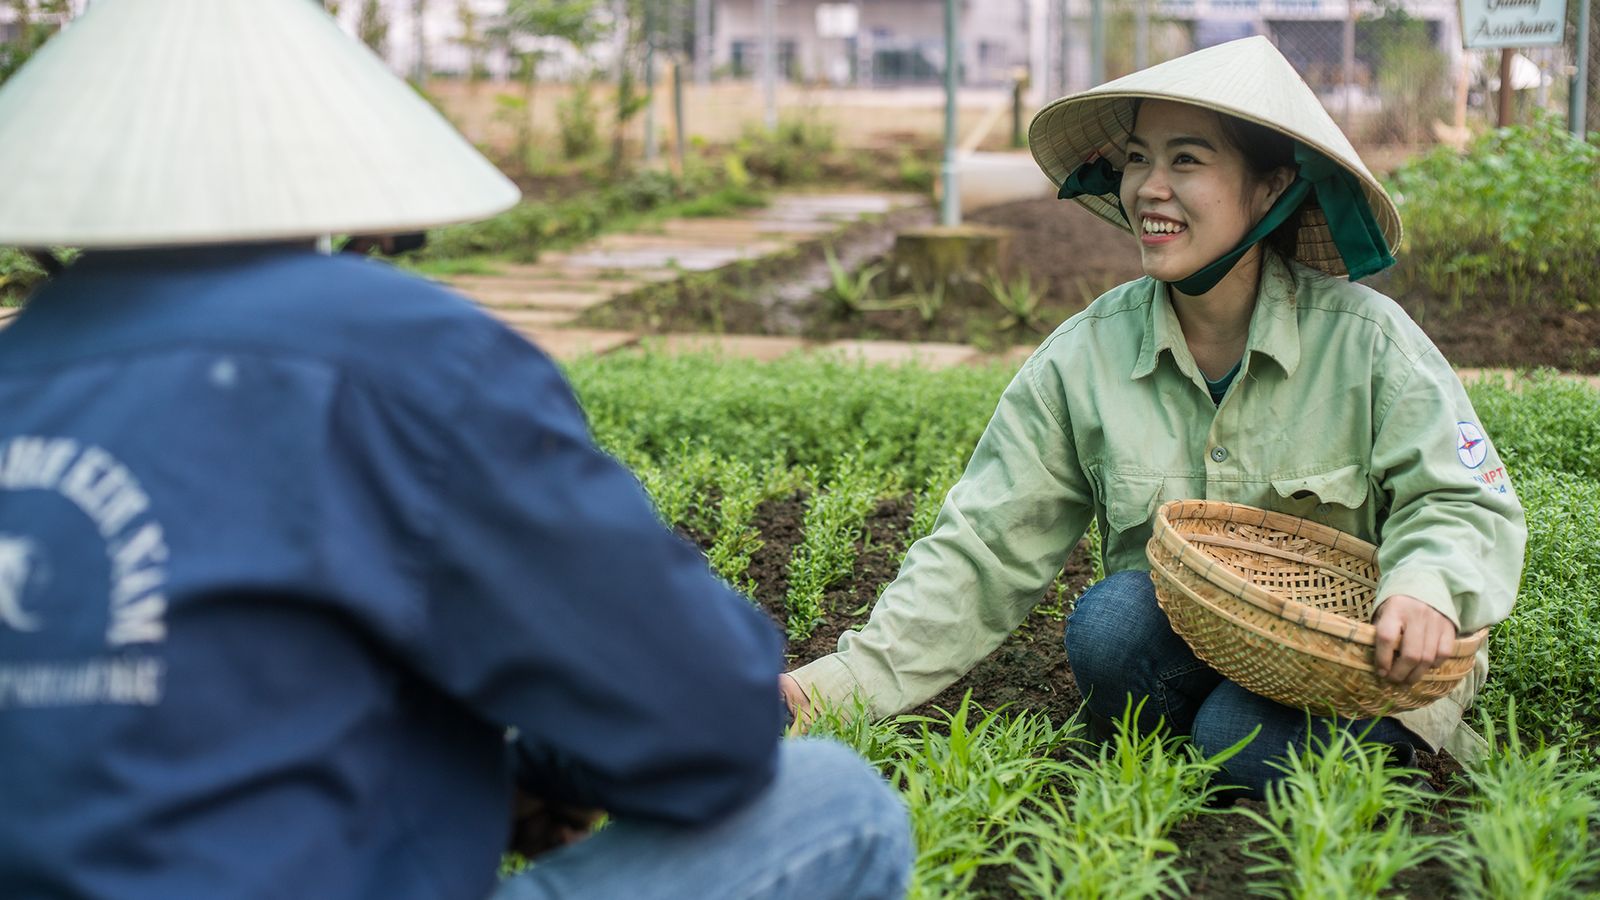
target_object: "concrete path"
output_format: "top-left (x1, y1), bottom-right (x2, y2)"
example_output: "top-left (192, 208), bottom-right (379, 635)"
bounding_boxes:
top-left (439, 190), bottom-right (990, 365)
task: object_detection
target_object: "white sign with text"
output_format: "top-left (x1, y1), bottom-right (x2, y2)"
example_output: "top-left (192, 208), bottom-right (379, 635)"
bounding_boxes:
top-left (1460, 0), bottom-right (1569, 48)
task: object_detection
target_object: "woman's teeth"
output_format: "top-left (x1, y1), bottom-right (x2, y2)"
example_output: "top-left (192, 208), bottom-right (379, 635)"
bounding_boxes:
top-left (1142, 219), bottom-right (1186, 234)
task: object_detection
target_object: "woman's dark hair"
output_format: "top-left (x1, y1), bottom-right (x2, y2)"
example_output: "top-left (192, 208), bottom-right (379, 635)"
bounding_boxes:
top-left (1212, 114), bottom-right (1308, 260)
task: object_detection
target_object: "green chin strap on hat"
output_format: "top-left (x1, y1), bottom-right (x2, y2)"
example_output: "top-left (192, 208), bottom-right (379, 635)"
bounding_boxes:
top-left (1058, 144), bottom-right (1396, 294)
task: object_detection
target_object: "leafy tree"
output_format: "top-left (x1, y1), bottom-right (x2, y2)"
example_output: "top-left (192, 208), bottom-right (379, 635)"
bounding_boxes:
top-left (496, 0), bottom-right (606, 159)
top-left (0, 0), bottom-right (69, 88)
top-left (356, 0), bottom-right (389, 56)
top-left (503, 0), bottom-right (604, 50)
top-left (456, 0), bottom-right (488, 82)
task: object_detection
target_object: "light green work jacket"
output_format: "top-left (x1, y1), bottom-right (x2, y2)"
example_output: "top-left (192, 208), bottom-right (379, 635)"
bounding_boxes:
top-left (794, 252), bottom-right (1526, 758)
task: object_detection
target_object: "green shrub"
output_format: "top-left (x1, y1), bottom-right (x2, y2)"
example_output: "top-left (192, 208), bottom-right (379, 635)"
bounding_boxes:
top-left (418, 166), bottom-right (748, 262)
top-left (1475, 466), bottom-right (1600, 759)
top-left (0, 248), bottom-right (48, 306)
top-left (566, 351), bottom-right (1012, 488)
top-left (555, 81), bottom-right (601, 161)
top-left (896, 150), bottom-right (935, 194)
top-left (735, 115), bottom-right (837, 185)
top-left (1387, 112), bottom-right (1600, 307)
top-left (1468, 373), bottom-right (1600, 480)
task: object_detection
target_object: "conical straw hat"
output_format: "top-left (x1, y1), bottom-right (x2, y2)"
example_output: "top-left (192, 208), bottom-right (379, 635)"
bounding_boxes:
top-left (0, 0), bottom-right (520, 249)
top-left (1029, 36), bottom-right (1402, 277)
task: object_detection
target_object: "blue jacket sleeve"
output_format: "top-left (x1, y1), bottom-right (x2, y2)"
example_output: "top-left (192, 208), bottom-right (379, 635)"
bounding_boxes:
top-left (413, 326), bottom-right (785, 826)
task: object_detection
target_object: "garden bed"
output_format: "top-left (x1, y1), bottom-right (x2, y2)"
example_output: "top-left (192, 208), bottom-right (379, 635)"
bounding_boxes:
top-left (579, 195), bottom-right (1600, 372)
top-left (678, 489), bottom-right (1483, 898)
top-left (568, 352), bottom-right (1600, 898)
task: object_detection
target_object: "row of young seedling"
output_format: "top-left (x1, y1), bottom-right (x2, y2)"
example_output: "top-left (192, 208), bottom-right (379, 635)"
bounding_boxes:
top-left (811, 695), bottom-right (1600, 899)
top-left (573, 352), bottom-right (1600, 770)
top-left (618, 443), bottom-right (1600, 898)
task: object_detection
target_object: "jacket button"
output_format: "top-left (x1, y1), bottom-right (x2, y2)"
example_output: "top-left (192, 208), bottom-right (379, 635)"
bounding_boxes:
top-left (1316, 502), bottom-right (1332, 515)
top-left (1210, 446), bottom-right (1228, 463)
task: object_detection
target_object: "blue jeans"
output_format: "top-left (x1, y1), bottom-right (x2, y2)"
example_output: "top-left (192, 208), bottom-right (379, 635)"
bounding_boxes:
top-left (492, 738), bottom-right (912, 900)
top-left (1064, 570), bottom-right (1420, 797)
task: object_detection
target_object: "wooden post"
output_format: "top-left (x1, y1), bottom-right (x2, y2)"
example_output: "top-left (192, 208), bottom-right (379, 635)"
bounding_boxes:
top-left (1498, 48), bottom-right (1514, 127)
top-left (673, 62), bottom-right (687, 176)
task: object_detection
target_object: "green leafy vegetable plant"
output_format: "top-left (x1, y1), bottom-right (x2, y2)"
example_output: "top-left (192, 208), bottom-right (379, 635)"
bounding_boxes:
top-left (1446, 708), bottom-right (1600, 899)
top-left (1239, 725), bottom-right (1441, 899)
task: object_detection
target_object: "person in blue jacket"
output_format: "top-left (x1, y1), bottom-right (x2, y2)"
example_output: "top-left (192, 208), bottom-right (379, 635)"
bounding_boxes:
top-left (0, 3), bottom-right (911, 899)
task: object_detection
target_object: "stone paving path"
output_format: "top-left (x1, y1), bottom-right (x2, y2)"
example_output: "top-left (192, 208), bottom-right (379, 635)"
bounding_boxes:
top-left (436, 193), bottom-right (1600, 388)
top-left (435, 190), bottom-right (1019, 368)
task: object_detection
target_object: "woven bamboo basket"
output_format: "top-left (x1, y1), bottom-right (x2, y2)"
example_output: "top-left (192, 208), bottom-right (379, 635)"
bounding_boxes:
top-left (1146, 499), bottom-right (1486, 717)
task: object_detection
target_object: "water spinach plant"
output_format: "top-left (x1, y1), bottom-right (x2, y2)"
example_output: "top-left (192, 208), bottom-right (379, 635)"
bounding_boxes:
top-left (562, 350), bottom-right (1600, 897)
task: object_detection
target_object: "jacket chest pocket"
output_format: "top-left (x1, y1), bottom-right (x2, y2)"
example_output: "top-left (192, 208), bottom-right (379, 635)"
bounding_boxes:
top-left (1094, 469), bottom-right (1166, 535)
top-left (1269, 464), bottom-right (1370, 527)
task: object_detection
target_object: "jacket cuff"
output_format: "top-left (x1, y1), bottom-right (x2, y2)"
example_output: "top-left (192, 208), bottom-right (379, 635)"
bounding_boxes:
top-left (1374, 568), bottom-right (1460, 630)
top-left (789, 653), bottom-right (876, 718)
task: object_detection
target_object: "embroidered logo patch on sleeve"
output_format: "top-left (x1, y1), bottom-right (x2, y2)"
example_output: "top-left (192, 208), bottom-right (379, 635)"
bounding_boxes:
top-left (1456, 421), bottom-right (1489, 469)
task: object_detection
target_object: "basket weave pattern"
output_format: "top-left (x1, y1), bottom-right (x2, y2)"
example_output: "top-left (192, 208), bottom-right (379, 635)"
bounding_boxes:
top-left (1146, 499), bottom-right (1484, 717)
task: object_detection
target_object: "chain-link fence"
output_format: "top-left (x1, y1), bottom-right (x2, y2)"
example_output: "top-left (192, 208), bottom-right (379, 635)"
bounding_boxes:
top-left (1039, 0), bottom-right (1593, 145)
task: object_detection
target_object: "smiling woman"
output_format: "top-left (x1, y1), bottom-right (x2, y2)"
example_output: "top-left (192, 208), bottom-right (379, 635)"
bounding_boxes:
top-left (784, 36), bottom-right (1527, 801)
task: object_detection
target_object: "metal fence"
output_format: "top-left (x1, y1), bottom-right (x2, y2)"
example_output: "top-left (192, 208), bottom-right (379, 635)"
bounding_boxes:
top-left (1038, 0), bottom-right (1594, 144)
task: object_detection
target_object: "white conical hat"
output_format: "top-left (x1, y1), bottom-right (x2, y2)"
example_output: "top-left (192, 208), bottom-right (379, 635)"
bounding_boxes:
top-left (1029, 36), bottom-right (1402, 277)
top-left (0, 0), bottom-right (520, 249)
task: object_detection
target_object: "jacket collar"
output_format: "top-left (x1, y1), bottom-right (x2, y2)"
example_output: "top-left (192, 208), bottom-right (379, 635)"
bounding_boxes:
top-left (1131, 251), bottom-right (1301, 381)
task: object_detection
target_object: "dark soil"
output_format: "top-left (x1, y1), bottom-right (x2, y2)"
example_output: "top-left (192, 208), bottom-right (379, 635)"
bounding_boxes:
top-left (694, 492), bottom-right (1471, 898)
top-left (586, 195), bottom-right (1600, 372)
top-left (577, 203), bottom-right (936, 337)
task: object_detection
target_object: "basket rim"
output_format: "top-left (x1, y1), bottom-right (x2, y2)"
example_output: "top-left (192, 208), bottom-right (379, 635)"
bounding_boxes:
top-left (1148, 551), bottom-right (1466, 684)
top-left (1151, 499), bottom-right (1487, 657)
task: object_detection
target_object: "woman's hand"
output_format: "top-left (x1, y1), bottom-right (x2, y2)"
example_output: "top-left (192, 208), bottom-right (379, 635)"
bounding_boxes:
top-left (779, 673), bottom-right (815, 732)
top-left (1372, 594), bottom-right (1458, 685)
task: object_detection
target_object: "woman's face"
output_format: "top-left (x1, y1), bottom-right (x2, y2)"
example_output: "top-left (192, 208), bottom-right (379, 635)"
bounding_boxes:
top-left (1118, 100), bottom-right (1287, 285)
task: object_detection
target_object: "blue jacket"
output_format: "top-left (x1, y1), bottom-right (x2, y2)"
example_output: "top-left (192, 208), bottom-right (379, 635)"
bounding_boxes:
top-left (0, 246), bottom-right (785, 899)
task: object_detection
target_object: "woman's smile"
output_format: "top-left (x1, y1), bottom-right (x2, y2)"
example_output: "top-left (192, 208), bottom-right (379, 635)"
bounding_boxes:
top-left (1139, 213), bottom-right (1187, 245)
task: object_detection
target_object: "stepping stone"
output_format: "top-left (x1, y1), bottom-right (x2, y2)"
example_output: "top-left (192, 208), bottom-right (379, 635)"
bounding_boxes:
top-left (516, 327), bottom-right (640, 360)
top-left (446, 275), bottom-right (637, 296)
top-left (595, 233), bottom-right (768, 250)
top-left (818, 340), bottom-right (984, 370)
top-left (475, 261), bottom-right (672, 283)
top-left (655, 218), bottom-right (769, 237)
top-left (560, 247), bottom-right (756, 272)
top-left (761, 193), bottom-right (923, 222)
top-left (644, 334), bottom-right (810, 362)
top-left (738, 219), bottom-right (839, 234)
top-left (457, 287), bottom-right (620, 311)
top-left (489, 309), bottom-right (580, 329)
